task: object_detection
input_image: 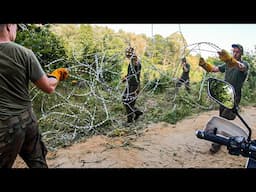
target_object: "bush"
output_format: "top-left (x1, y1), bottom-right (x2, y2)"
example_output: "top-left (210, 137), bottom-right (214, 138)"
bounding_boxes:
top-left (16, 24), bottom-right (67, 69)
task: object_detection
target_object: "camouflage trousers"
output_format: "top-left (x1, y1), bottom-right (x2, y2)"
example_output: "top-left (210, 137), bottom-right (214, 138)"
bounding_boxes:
top-left (0, 108), bottom-right (48, 168)
top-left (122, 85), bottom-right (142, 122)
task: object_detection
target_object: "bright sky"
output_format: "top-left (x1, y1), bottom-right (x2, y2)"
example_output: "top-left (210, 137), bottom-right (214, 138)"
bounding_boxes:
top-left (93, 24), bottom-right (256, 58)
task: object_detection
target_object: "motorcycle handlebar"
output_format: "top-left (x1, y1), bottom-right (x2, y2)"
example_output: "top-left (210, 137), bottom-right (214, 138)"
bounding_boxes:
top-left (196, 130), bottom-right (256, 160)
top-left (196, 130), bottom-right (230, 146)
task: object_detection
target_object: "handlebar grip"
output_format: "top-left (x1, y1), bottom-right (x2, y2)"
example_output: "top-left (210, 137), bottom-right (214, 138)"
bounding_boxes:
top-left (196, 130), bottom-right (230, 146)
top-left (196, 130), bottom-right (256, 161)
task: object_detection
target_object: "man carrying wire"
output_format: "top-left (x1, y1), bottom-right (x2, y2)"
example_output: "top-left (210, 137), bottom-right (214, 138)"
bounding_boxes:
top-left (122, 46), bottom-right (143, 127)
top-left (199, 44), bottom-right (249, 154)
top-left (175, 57), bottom-right (191, 94)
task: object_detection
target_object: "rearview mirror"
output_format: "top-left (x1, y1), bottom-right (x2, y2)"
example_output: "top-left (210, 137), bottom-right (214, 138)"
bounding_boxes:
top-left (207, 78), bottom-right (235, 110)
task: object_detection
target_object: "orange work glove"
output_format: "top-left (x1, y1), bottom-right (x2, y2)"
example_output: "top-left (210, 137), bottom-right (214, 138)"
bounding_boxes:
top-left (48, 68), bottom-right (69, 81)
top-left (199, 57), bottom-right (214, 72)
top-left (217, 49), bottom-right (239, 68)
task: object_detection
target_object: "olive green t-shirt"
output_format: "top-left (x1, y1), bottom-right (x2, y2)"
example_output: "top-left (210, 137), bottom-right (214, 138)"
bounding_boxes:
top-left (218, 60), bottom-right (249, 97)
top-left (0, 42), bottom-right (45, 119)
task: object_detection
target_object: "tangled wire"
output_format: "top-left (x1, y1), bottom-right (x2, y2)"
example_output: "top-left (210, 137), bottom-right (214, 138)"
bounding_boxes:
top-left (29, 42), bottom-right (220, 149)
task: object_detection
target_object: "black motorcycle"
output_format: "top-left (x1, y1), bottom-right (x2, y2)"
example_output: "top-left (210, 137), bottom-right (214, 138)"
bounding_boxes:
top-left (196, 77), bottom-right (256, 168)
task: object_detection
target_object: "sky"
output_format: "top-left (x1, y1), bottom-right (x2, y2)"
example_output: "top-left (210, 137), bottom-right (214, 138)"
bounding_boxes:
top-left (93, 24), bottom-right (256, 58)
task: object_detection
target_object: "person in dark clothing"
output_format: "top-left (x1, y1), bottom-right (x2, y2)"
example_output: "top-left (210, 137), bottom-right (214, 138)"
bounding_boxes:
top-left (199, 44), bottom-right (249, 154)
top-left (175, 57), bottom-right (190, 93)
top-left (122, 51), bottom-right (143, 126)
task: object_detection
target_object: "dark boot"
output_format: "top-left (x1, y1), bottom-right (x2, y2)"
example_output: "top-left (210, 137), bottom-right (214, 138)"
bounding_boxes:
top-left (134, 111), bottom-right (143, 121)
top-left (122, 114), bottom-right (134, 127)
top-left (209, 143), bottom-right (221, 154)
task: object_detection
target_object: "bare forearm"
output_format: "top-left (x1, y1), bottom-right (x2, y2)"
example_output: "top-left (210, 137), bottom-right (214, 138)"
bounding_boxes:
top-left (34, 75), bottom-right (59, 94)
top-left (211, 66), bottom-right (220, 72)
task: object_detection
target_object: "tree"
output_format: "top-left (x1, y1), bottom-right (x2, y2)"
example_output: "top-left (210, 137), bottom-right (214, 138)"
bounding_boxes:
top-left (16, 24), bottom-right (67, 70)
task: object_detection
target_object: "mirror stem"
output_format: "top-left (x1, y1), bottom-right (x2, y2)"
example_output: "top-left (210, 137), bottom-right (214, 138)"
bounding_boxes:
top-left (235, 109), bottom-right (252, 141)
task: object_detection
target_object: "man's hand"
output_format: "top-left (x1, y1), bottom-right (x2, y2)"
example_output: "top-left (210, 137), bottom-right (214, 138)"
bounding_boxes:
top-left (227, 136), bottom-right (246, 156)
top-left (198, 57), bottom-right (214, 72)
top-left (217, 49), bottom-right (239, 68)
top-left (48, 68), bottom-right (69, 81)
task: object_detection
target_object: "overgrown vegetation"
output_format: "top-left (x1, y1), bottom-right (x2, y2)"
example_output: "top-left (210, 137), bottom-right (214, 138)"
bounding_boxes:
top-left (15, 24), bottom-right (256, 150)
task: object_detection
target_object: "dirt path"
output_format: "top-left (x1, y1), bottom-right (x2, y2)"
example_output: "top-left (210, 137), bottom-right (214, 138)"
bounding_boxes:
top-left (14, 106), bottom-right (256, 168)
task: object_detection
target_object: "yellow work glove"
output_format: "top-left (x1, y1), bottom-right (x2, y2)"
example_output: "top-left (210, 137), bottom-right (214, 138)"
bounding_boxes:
top-left (199, 57), bottom-right (214, 72)
top-left (48, 68), bottom-right (69, 81)
top-left (217, 49), bottom-right (239, 68)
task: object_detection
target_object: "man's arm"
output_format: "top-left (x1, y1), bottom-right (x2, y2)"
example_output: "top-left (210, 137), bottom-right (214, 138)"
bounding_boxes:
top-left (218, 49), bottom-right (247, 72)
top-left (236, 61), bottom-right (247, 72)
top-left (199, 57), bottom-right (218, 72)
top-left (34, 75), bottom-right (58, 94)
top-left (34, 68), bottom-right (69, 93)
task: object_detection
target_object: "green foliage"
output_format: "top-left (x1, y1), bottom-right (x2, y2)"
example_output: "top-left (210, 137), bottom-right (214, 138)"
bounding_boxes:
top-left (16, 24), bottom-right (67, 69)
top-left (240, 52), bottom-right (256, 105)
top-left (49, 24), bottom-right (83, 60)
top-left (243, 53), bottom-right (256, 89)
top-left (79, 24), bottom-right (98, 64)
top-left (143, 71), bottom-right (174, 93)
top-left (208, 79), bottom-right (234, 108)
top-left (161, 105), bottom-right (191, 124)
top-left (159, 93), bottom-right (193, 124)
top-left (16, 24), bottom-right (256, 150)
top-left (144, 32), bottom-right (187, 66)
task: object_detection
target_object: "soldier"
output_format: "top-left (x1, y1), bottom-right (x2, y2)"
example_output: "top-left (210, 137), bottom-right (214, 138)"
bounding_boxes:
top-left (175, 57), bottom-right (191, 94)
top-left (199, 44), bottom-right (249, 154)
top-left (122, 47), bottom-right (143, 126)
top-left (0, 24), bottom-right (69, 168)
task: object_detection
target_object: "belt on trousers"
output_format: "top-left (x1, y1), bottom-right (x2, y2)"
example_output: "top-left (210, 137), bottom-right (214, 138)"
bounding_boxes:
top-left (0, 109), bottom-right (31, 127)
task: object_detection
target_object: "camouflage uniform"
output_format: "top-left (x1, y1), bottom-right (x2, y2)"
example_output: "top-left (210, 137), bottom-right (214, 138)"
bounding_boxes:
top-left (122, 58), bottom-right (143, 123)
top-left (0, 108), bottom-right (47, 168)
top-left (175, 62), bottom-right (190, 93)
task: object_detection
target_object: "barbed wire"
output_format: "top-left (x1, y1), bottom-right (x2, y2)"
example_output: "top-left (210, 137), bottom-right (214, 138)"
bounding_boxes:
top-left (28, 27), bottom-right (221, 148)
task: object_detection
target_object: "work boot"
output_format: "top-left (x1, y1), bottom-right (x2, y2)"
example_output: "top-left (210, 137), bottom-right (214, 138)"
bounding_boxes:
top-left (134, 111), bottom-right (143, 121)
top-left (209, 143), bottom-right (221, 154)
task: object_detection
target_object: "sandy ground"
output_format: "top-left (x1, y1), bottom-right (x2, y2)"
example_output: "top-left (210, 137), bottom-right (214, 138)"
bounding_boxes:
top-left (13, 106), bottom-right (256, 168)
